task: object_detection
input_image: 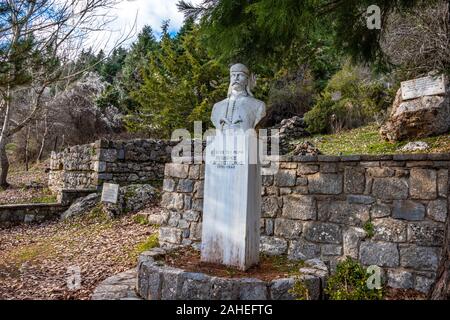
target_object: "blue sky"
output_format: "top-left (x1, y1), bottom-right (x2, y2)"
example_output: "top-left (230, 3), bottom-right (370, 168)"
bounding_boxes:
top-left (88, 0), bottom-right (201, 52)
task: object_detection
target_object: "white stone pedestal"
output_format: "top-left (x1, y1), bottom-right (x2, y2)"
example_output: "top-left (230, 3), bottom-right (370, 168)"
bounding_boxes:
top-left (201, 129), bottom-right (261, 270)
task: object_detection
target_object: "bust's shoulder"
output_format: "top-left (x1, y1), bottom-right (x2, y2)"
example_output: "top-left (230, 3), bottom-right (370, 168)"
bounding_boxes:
top-left (213, 98), bottom-right (228, 108)
top-left (242, 96), bottom-right (265, 106)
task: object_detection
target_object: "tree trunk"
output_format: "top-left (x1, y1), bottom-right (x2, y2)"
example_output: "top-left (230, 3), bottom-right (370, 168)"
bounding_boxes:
top-left (25, 125), bottom-right (30, 171)
top-left (0, 141), bottom-right (10, 189)
top-left (429, 214), bottom-right (450, 299)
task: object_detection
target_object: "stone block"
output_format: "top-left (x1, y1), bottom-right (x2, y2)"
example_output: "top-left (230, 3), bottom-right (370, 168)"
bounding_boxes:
top-left (176, 179), bottom-right (194, 193)
top-left (370, 203), bottom-right (391, 218)
top-left (238, 278), bottom-right (268, 300)
top-left (308, 173), bottom-right (343, 194)
top-left (321, 244), bottom-right (342, 256)
top-left (372, 178), bottom-right (409, 200)
top-left (262, 196), bottom-right (281, 218)
top-left (303, 222), bottom-right (342, 244)
top-left (297, 164), bottom-right (319, 175)
top-left (164, 163), bottom-right (189, 179)
top-left (415, 275), bottom-right (435, 293)
top-left (410, 168), bottom-right (437, 199)
top-left (282, 195), bottom-right (316, 220)
top-left (427, 199), bottom-right (447, 222)
top-left (162, 178), bottom-right (176, 192)
top-left (270, 278), bottom-right (295, 300)
top-left (318, 201), bottom-right (369, 227)
top-left (275, 170), bottom-right (297, 187)
top-left (372, 218), bottom-right (407, 242)
top-left (359, 241), bottom-right (399, 267)
top-left (161, 192), bottom-right (185, 211)
top-left (159, 227), bottom-right (182, 244)
top-left (392, 200), bottom-right (425, 221)
top-left (400, 245), bottom-right (440, 271)
top-left (288, 239), bottom-right (321, 260)
top-left (320, 163), bottom-right (337, 173)
top-left (386, 270), bottom-right (414, 289)
top-left (437, 169), bottom-right (448, 198)
top-left (344, 167), bottom-right (365, 194)
top-left (274, 218), bottom-right (302, 239)
top-left (407, 222), bottom-right (445, 246)
top-left (347, 195), bottom-right (375, 205)
top-left (343, 227), bottom-right (367, 259)
top-left (260, 236), bottom-right (288, 256)
top-left (181, 272), bottom-right (212, 300)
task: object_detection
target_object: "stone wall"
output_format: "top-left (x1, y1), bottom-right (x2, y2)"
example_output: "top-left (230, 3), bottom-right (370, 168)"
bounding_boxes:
top-left (49, 139), bottom-right (174, 193)
top-left (0, 203), bottom-right (70, 226)
top-left (156, 153), bottom-right (450, 293)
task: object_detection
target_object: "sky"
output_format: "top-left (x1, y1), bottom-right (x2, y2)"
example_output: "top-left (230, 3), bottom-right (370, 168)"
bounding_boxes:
top-left (88, 0), bottom-right (202, 53)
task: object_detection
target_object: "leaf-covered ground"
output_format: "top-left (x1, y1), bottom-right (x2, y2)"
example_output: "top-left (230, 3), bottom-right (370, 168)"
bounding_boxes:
top-left (0, 162), bottom-right (56, 205)
top-left (291, 123), bottom-right (450, 155)
top-left (0, 208), bottom-right (159, 300)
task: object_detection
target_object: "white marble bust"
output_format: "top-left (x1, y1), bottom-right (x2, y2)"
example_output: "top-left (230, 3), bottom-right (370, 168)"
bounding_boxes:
top-left (211, 63), bottom-right (266, 131)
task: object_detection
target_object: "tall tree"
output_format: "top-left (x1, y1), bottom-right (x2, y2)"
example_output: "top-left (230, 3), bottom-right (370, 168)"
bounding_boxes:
top-left (0, 0), bottom-right (123, 188)
top-left (127, 22), bottom-right (228, 138)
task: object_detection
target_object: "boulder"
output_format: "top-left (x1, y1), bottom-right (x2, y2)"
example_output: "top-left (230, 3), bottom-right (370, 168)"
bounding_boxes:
top-left (61, 192), bottom-right (100, 220)
top-left (380, 83), bottom-right (449, 142)
top-left (61, 184), bottom-right (158, 219)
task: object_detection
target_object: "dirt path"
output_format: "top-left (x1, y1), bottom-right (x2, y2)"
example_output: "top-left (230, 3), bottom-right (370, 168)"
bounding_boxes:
top-left (0, 209), bottom-right (159, 300)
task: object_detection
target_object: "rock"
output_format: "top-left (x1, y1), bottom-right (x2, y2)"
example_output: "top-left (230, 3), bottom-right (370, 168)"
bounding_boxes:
top-left (398, 141), bottom-right (429, 152)
top-left (103, 184), bottom-right (158, 218)
top-left (359, 241), bottom-right (399, 267)
top-left (275, 170), bottom-right (297, 187)
top-left (291, 141), bottom-right (321, 156)
top-left (282, 195), bottom-right (316, 220)
top-left (288, 239), bottom-right (321, 260)
top-left (270, 278), bottom-right (295, 300)
top-left (274, 218), bottom-right (302, 239)
top-left (308, 173), bottom-right (343, 195)
top-left (303, 222), bottom-right (342, 244)
top-left (260, 236), bottom-right (288, 255)
top-left (427, 199), bottom-right (447, 222)
top-left (237, 278), bottom-right (268, 300)
top-left (372, 219), bottom-right (407, 242)
top-left (415, 275), bottom-right (435, 293)
top-left (386, 270), bottom-right (414, 289)
top-left (380, 85), bottom-right (450, 142)
top-left (91, 269), bottom-right (141, 300)
top-left (409, 169), bottom-right (437, 200)
top-left (406, 222), bottom-right (445, 246)
top-left (400, 245), bottom-right (440, 271)
top-left (343, 227), bottom-right (367, 259)
top-left (372, 178), bottom-right (409, 200)
top-left (262, 196), bottom-right (281, 218)
top-left (344, 167), bottom-right (366, 194)
top-left (318, 201), bottom-right (369, 227)
top-left (159, 227), bottom-right (182, 244)
top-left (61, 193), bottom-right (99, 220)
top-left (392, 200), bottom-right (425, 221)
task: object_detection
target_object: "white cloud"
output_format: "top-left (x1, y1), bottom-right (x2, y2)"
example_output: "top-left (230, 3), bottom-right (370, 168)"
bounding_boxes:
top-left (86, 0), bottom-right (202, 53)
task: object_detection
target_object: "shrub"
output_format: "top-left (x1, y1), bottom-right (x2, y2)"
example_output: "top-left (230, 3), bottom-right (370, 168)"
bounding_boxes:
top-left (325, 257), bottom-right (384, 300)
top-left (289, 275), bottom-right (310, 300)
top-left (304, 63), bottom-right (392, 134)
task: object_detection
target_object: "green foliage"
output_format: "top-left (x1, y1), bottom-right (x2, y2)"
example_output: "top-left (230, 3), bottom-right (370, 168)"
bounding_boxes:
top-left (304, 63), bottom-right (392, 134)
top-left (134, 233), bottom-right (159, 254)
top-left (325, 257), bottom-right (383, 300)
top-left (289, 274), bottom-right (310, 300)
top-left (363, 221), bottom-right (375, 238)
top-left (127, 23), bottom-right (228, 138)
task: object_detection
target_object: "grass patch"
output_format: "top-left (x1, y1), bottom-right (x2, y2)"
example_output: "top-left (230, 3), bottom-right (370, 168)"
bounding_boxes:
top-left (260, 254), bottom-right (304, 275)
top-left (133, 214), bottom-right (149, 225)
top-left (29, 194), bottom-right (57, 204)
top-left (290, 123), bottom-right (450, 155)
top-left (128, 233), bottom-right (159, 262)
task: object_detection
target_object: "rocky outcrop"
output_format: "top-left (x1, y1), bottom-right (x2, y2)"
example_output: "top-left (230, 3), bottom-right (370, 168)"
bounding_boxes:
top-left (380, 85), bottom-right (450, 142)
top-left (269, 116), bottom-right (310, 154)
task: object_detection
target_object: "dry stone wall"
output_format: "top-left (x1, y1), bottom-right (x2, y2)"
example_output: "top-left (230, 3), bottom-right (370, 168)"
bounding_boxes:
top-left (156, 153), bottom-right (450, 293)
top-left (49, 139), bottom-right (174, 193)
